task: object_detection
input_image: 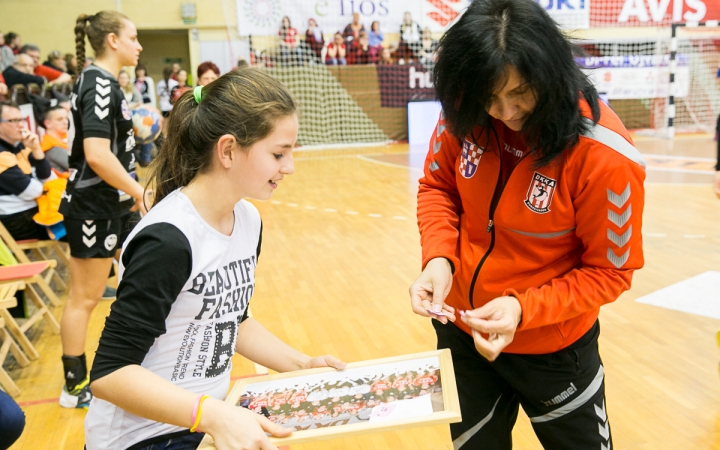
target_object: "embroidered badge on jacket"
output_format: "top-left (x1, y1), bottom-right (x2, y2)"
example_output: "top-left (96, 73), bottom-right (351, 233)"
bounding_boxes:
top-left (459, 140), bottom-right (483, 179)
top-left (525, 172), bottom-right (557, 214)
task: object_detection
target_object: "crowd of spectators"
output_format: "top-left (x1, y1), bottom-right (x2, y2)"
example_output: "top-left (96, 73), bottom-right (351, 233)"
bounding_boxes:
top-left (268, 12), bottom-right (438, 68)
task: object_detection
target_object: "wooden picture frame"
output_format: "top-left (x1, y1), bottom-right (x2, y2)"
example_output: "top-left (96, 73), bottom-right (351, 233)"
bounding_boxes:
top-left (198, 349), bottom-right (460, 448)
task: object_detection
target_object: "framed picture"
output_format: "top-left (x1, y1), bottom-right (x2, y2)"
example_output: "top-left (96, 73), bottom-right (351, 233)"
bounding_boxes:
top-left (198, 349), bottom-right (460, 447)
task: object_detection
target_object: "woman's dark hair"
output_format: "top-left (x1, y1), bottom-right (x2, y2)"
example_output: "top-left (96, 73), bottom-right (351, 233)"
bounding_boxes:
top-left (148, 68), bottom-right (297, 206)
top-left (74, 11), bottom-right (129, 68)
top-left (4, 32), bottom-right (18, 46)
top-left (162, 66), bottom-right (172, 85)
top-left (433, 0), bottom-right (600, 167)
top-left (196, 61), bottom-right (220, 82)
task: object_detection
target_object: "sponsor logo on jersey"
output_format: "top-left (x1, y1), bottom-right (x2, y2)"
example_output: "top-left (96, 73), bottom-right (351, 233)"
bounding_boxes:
top-left (120, 99), bottom-right (132, 120)
top-left (104, 234), bottom-right (118, 251)
top-left (459, 139), bottom-right (483, 179)
top-left (525, 172), bottom-right (557, 214)
top-left (126, 133), bottom-right (136, 152)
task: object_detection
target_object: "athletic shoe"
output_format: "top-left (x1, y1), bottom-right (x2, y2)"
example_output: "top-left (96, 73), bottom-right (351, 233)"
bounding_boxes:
top-left (101, 286), bottom-right (117, 300)
top-left (59, 377), bottom-right (93, 409)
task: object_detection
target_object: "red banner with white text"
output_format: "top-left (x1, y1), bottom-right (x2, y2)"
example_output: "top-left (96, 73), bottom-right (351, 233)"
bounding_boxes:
top-left (590, 0), bottom-right (720, 27)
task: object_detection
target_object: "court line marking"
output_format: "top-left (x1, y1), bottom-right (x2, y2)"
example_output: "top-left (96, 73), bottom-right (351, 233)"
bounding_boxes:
top-left (647, 167), bottom-right (715, 175)
top-left (296, 141), bottom-right (393, 151)
top-left (356, 154), bottom-right (424, 171)
top-left (642, 154), bottom-right (716, 162)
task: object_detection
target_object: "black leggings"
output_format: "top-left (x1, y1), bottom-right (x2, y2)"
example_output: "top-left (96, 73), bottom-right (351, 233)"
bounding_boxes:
top-left (435, 320), bottom-right (611, 450)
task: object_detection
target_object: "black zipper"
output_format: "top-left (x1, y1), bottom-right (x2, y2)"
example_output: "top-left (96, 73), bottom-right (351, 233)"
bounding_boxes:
top-left (467, 130), bottom-right (530, 308)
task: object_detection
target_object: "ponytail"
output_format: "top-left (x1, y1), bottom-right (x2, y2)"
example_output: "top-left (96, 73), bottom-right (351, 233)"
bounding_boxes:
top-left (148, 68), bottom-right (297, 206)
top-left (75, 14), bottom-right (91, 68)
top-left (74, 11), bottom-right (129, 68)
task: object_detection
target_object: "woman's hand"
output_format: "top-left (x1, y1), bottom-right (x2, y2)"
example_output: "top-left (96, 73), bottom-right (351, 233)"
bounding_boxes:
top-left (201, 398), bottom-right (291, 450)
top-left (461, 296), bottom-right (522, 362)
top-left (409, 257), bottom-right (456, 324)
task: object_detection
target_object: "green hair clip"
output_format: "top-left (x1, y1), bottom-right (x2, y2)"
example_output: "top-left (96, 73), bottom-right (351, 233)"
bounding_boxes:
top-left (193, 85), bottom-right (203, 104)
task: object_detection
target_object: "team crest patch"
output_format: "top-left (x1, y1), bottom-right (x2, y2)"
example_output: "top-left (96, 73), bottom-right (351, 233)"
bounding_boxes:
top-left (120, 99), bottom-right (131, 120)
top-left (525, 172), bottom-right (557, 214)
top-left (459, 140), bottom-right (484, 179)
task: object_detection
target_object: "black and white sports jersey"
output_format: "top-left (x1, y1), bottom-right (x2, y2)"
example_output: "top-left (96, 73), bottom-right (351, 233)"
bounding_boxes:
top-left (85, 190), bottom-right (261, 450)
top-left (60, 64), bottom-right (136, 220)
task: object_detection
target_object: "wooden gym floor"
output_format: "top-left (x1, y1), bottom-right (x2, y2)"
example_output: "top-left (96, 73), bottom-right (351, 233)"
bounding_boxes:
top-left (5, 135), bottom-right (720, 449)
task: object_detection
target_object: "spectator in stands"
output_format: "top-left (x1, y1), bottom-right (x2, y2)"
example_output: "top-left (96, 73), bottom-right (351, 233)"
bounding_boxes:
top-left (118, 69), bottom-right (142, 107)
top-left (715, 64), bottom-right (720, 198)
top-left (0, 390), bottom-right (25, 449)
top-left (305, 18), bottom-right (324, 63)
top-left (0, 53), bottom-right (7, 97)
top-left (64, 53), bottom-right (78, 76)
top-left (176, 69), bottom-right (189, 88)
top-left (156, 66), bottom-right (178, 118)
top-left (2, 54), bottom-right (45, 88)
top-left (40, 105), bottom-right (70, 173)
top-left (170, 62), bottom-right (181, 81)
top-left (398, 11), bottom-right (421, 64)
top-left (369, 21), bottom-right (384, 49)
top-left (134, 63), bottom-right (156, 107)
top-left (0, 100), bottom-right (53, 241)
top-left (0, 33), bottom-right (21, 72)
top-left (343, 12), bottom-right (365, 46)
top-left (278, 16), bottom-right (303, 66)
top-left (83, 56), bottom-right (94, 69)
top-left (44, 50), bottom-right (67, 72)
top-left (349, 31), bottom-right (372, 65)
top-left (197, 61), bottom-right (220, 86)
top-left (20, 44), bottom-right (72, 84)
top-left (325, 32), bottom-right (347, 66)
top-left (378, 47), bottom-right (394, 65)
top-left (418, 27), bottom-right (438, 66)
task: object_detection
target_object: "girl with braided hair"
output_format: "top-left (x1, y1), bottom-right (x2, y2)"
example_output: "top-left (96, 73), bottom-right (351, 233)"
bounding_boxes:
top-left (58, 11), bottom-right (146, 409)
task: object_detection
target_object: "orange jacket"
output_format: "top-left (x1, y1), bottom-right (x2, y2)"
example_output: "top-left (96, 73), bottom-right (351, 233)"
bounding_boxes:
top-left (418, 100), bottom-right (646, 354)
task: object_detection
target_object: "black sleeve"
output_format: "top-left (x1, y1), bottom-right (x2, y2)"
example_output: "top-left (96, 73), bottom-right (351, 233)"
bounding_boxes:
top-left (239, 221), bottom-right (262, 324)
top-left (2, 67), bottom-right (44, 87)
top-left (256, 221), bottom-right (263, 263)
top-left (90, 223), bottom-right (193, 382)
top-left (0, 165), bottom-right (31, 195)
top-left (80, 74), bottom-right (115, 139)
top-left (29, 154), bottom-right (51, 179)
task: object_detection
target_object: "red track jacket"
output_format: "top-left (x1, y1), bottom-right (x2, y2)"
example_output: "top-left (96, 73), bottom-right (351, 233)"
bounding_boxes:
top-left (417, 100), bottom-right (646, 354)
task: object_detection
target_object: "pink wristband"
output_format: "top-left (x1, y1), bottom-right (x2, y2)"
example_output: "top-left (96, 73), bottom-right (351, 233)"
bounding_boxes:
top-left (190, 394), bottom-right (203, 427)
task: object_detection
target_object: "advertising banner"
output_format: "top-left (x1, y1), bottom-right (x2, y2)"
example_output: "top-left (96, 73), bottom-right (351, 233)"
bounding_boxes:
top-left (376, 63), bottom-right (435, 107)
top-left (591, 0), bottom-right (720, 26)
top-left (578, 55), bottom-right (691, 99)
top-left (237, 0), bottom-right (422, 36)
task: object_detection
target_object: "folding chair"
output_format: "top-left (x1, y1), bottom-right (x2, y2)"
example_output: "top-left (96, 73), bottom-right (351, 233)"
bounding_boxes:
top-left (0, 264), bottom-right (61, 361)
top-left (0, 222), bottom-right (67, 306)
top-left (0, 283), bottom-right (30, 397)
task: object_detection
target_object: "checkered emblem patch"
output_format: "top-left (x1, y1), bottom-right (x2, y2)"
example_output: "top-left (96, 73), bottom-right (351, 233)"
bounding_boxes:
top-left (459, 140), bottom-right (483, 179)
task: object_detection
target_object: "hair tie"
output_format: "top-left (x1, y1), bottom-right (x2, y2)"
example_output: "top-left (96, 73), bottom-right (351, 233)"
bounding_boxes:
top-left (194, 85), bottom-right (203, 104)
